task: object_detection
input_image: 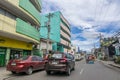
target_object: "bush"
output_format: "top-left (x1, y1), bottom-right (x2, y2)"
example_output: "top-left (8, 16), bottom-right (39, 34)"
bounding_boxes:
top-left (114, 56), bottom-right (120, 64)
top-left (103, 56), bottom-right (108, 61)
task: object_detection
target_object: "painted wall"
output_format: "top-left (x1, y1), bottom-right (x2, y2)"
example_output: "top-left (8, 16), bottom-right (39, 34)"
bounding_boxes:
top-left (0, 8), bottom-right (16, 33)
top-left (0, 36), bottom-right (32, 50)
top-left (40, 41), bottom-right (52, 50)
top-left (0, 7), bottom-right (39, 43)
top-left (19, 0), bottom-right (40, 23)
top-left (16, 18), bottom-right (40, 41)
top-left (40, 11), bottom-right (61, 42)
top-left (40, 11), bottom-right (71, 52)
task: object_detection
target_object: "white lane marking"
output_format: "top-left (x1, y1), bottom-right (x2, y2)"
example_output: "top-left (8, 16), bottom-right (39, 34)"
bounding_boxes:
top-left (80, 68), bottom-right (84, 75)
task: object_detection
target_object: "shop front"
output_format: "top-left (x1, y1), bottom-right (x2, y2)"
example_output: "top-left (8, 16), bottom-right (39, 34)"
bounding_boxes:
top-left (0, 36), bottom-right (32, 66)
top-left (0, 48), bottom-right (6, 67)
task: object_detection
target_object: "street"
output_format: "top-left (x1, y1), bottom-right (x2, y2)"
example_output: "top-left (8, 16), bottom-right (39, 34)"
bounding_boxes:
top-left (4, 60), bottom-right (120, 80)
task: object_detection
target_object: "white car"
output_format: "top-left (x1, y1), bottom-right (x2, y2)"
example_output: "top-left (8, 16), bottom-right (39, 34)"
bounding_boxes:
top-left (74, 54), bottom-right (81, 61)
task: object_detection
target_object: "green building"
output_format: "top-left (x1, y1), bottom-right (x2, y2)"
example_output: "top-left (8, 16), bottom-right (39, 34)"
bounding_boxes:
top-left (39, 11), bottom-right (71, 54)
top-left (0, 0), bottom-right (42, 66)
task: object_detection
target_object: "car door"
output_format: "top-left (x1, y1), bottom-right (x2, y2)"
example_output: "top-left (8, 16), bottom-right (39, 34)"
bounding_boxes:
top-left (38, 57), bottom-right (45, 69)
top-left (31, 56), bottom-right (39, 70)
top-left (66, 54), bottom-right (72, 68)
top-left (69, 54), bottom-right (75, 69)
top-left (35, 56), bottom-right (44, 70)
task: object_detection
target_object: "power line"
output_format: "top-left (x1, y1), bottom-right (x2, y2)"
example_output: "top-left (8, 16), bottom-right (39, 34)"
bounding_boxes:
top-left (101, 1), bottom-right (112, 25)
top-left (94, 0), bottom-right (98, 21)
top-left (102, 1), bottom-right (120, 27)
top-left (98, 0), bottom-right (105, 24)
top-left (95, 0), bottom-right (104, 25)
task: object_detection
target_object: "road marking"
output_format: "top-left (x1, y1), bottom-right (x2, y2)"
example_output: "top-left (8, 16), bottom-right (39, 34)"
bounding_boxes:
top-left (80, 68), bottom-right (84, 75)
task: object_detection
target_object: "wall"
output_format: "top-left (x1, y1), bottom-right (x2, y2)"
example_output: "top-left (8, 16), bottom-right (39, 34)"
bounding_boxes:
top-left (0, 8), bottom-right (16, 33)
top-left (19, 0), bottom-right (40, 23)
top-left (0, 36), bottom-right (32, 50)
top-left (16, 18), bottom-right (40, 41)
top-left (40, 11), bottom-right (61, 42)
top-left (40, 41), bottom-right (52, 50)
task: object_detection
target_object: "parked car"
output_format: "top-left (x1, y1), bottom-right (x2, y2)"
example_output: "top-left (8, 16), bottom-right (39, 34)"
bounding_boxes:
top-left (7, 56), bottom-right (45, 75)
top-left (45, 52), bottom-right (75, 76)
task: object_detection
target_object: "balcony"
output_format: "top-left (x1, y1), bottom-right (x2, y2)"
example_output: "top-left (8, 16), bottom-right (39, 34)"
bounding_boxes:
top-left (19, 0), bottom-right (40, 23)
top-left (30, 0), bottom-right (42, 12)
top-left (16, 18), bottom-right (40, 41)
top-left (0, 8), bottom-right (39, 43)
top-left (0, 0), bottom-right (40, 26)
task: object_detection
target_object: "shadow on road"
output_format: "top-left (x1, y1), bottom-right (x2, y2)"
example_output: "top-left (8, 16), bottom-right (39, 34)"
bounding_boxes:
top-left (45, 72), bottom-right (69, 77)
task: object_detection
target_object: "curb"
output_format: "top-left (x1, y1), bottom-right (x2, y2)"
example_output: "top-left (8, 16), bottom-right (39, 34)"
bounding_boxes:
top-left (109, 64), bottom-right (120, 69)
top-left (99, 60), bottom-right (120, 72)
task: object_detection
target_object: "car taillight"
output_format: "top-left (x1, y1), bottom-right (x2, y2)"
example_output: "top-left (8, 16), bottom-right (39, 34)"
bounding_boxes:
top-left (17, 62), bottom-right (25, 68)
top-left (18, 65), bottom-right (24, 68)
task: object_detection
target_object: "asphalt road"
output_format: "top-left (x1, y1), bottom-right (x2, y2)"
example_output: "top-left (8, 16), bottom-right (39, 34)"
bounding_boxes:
top-left (5, 60), bottom-right (120, 80)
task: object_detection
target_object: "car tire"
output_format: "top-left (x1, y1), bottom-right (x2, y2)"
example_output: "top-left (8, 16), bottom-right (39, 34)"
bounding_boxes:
top-left (72, 66), bottom-right (75, 71)
top-left (46, 71), bottom-right (51, 75)
top-left (11, 71), bottom-right (16, 74)
top-left (26, 67), bottom-right (33, 75)
top-left (66, 67), bottom-right (71, 76)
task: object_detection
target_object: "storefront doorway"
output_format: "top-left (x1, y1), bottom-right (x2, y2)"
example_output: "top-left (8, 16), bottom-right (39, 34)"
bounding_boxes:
top-left (10, 49), bottom-right (23, 60)
top-left (0, 48), bottom-right (6, 67)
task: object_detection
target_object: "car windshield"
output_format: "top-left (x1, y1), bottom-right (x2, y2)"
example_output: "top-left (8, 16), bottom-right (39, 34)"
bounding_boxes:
top-left (51, 54), bottom-right (62, 59)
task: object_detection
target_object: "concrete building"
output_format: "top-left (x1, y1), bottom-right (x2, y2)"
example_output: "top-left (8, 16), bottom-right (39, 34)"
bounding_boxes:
top-left (70, 45), bottom-right (77, 55)
top-left (40, 11), bottom-right (71, 54)
top-left (0, 0), bottom-right (42, 66)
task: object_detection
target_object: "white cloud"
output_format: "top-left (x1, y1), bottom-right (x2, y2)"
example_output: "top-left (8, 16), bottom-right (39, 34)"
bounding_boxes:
top-left (42, 0), bottom-right (120, 51)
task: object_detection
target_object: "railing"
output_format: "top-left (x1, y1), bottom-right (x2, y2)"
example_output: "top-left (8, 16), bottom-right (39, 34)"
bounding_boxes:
top-left (16, 18), bottom-right (40, 41)
top-left (19, 0), bottom-right (40, 23)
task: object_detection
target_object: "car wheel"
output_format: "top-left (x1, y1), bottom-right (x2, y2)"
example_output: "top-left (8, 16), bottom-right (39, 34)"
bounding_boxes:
top-left (26, 67), bottom-right (33, 75)
top-left (11, 71), bottom-right (16, 74)
top-left (72, 66), bottom-right (75, 71)
top-left (46, 71), bottom-right (51, 75)
top-left (66, 67), bottom-right (71, 76)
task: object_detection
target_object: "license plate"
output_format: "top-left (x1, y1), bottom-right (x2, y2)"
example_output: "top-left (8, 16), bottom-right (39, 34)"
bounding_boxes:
top-left (11, 63), bottom-right (16, 66)
top-left (52, 62), bottom-right (57, 64)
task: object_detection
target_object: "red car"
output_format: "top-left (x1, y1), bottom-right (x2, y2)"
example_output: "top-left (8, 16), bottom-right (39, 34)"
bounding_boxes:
top-left (7, 56), bottom-right (45, 75)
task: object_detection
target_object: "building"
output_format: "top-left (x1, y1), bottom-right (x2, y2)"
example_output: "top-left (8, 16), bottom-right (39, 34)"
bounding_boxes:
top-left (40, 11), bottom-right (71, 54)
top-left (0, 0), bottom-right (42, 66)
top-left (113, 30), bottom-right (120, 56)
top-left (70, 45), bottom-right (77, 55)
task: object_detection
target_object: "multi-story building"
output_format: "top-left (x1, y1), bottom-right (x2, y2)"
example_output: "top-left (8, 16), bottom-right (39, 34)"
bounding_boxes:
top-left (0, 0), bottom-right (41, 66)
top-left (40, 11), bottom-right (71, 54)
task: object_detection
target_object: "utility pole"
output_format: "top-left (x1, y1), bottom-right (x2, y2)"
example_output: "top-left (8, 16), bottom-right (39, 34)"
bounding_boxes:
top-left (45, 13), bottom-right (53, 54)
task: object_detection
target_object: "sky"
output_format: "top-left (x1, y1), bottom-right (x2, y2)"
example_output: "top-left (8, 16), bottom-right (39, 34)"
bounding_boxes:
top-left (41, 0), bottom-right (120, 52)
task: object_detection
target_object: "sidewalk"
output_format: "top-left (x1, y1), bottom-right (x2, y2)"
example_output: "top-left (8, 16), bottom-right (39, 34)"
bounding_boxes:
top-left (0, 67), bottom-right (11, 80)
top-left (99, 60), bottom-right (120, 72)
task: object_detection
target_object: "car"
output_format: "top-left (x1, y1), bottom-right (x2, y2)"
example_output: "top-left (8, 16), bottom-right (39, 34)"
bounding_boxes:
top-left (74, 54), bottom-right (81, 61)
top-left (45, 52), bottom-right (75, 76)
top-left (6, 56), bottom-right (45, 75)
top-left (85, 54), bottom-right (95, 63)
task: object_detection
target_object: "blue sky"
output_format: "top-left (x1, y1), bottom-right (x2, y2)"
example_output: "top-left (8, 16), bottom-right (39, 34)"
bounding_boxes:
top-left (41, 0), bottom-right (120, 51)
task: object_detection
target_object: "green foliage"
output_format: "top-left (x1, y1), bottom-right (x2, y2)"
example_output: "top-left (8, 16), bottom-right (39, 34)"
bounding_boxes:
top-left (115, 56), bottom-right (120, 64)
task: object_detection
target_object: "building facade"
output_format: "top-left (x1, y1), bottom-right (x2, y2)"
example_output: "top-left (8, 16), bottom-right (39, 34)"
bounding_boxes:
top-left (0, 0), bottom-right (41, 66)
top-left (40, 11), bottom-right (71, 54)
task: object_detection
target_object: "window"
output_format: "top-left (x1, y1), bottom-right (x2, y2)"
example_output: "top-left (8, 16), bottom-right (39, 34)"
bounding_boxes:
top-left (32, 56), bottom-right (37, 61)
top-left (20, 56), bottom-right (29, 60)
top-left (52, 54), bottom-right (63, 59)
